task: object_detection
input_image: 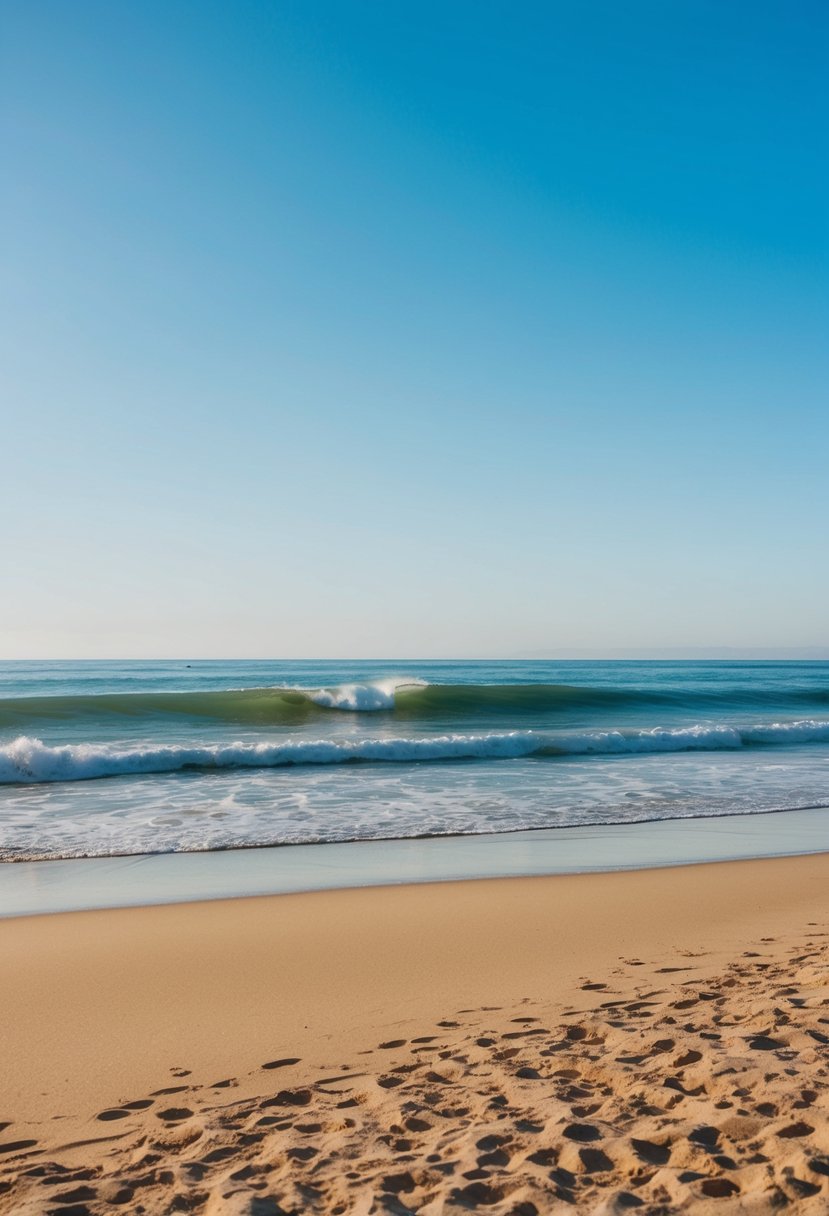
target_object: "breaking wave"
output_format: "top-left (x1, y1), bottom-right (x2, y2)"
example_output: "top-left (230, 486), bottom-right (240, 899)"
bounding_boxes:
top-left (2, 678), bottom-right (829, 729)
top-left (2, 718), bottom-right (828, 784)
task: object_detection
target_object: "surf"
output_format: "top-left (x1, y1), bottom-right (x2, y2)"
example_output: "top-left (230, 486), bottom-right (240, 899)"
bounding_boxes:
top-left (3, 718), bottom-right (829, 784)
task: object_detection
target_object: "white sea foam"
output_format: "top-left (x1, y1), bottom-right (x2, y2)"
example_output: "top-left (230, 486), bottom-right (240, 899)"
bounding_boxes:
top-left (0, 731), bottom-right (538, 784)
top-left (546, 720), bottom-right (829, 754)
top-left (1, 719), bottom-right (828, 784)
top-left (305, 678), bottom-right (428, 711)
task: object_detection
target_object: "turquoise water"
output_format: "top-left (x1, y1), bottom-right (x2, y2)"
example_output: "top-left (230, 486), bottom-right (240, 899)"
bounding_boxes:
top-left (0, 660), bottom-right (827, 860)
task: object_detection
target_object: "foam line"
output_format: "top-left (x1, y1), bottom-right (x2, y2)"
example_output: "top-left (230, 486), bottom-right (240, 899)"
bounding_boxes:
top-left (2, 719), bottom-right (828, 784)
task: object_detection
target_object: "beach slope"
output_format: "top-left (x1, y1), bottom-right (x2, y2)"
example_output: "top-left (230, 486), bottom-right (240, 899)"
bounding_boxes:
top-left (1, 854), bottom-right (828, 1213)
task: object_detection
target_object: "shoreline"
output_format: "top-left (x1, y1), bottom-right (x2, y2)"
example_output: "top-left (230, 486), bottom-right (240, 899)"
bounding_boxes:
top-left (1, 853), bottom-right (828, 1213)
top-left (3, 801), bottom-right (829, 918)
top-left (6, 795), bottom-right (829, 862)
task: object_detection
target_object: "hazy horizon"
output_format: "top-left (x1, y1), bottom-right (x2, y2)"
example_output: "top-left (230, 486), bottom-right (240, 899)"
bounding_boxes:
top-left (3, 649), bottom-right (829, 663)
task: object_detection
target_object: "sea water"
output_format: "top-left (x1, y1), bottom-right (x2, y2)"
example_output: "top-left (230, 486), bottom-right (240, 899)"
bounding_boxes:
top-left (0, 660), bottom-right (827, 860)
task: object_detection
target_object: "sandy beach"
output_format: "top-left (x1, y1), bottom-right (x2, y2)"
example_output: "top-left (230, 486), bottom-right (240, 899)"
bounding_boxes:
top-left (2, 853), bottom-right (828, 1214)
top-left (4, 0), bottom-right (825, 1204)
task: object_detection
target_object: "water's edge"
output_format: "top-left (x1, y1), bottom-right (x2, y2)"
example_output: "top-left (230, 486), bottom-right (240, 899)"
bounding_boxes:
top-left (4, 661), bottom-right (828, 860)
top-left (4, 798), bottom-right (829, 864)
top-left (3, 804), bottom-right (828, 919)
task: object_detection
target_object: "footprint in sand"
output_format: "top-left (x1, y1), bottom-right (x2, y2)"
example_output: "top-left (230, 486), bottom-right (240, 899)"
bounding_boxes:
top-left (405, 1117), bottom-right (432, 1132)
top-left (631, 1137), bottom-right (671, 1166)
top-left (580, 1146), bottom-right (614, 1173)
top-left (563, 1123), bottom-right (602, 1143)
top-left (528, 1147), bottom-right (557, 1166)
top-left (286, 1145), bottom-right (318, 1161)
top-left (50, 1184), bottom-right (97, 1204)
top-left (450, 1181), bottom-right (504, 1207)
top-left (701, 1177), bottom-right (740, 1198)
top-left (477, 1147), bottom-right (511, 1167)
top-left (261, 1089), bottom-right (312, 1107)
top-left (95, 1097), bottom-right (153, 1121)
top-left (747, 1035), bottom-right (787, 1051)
top-left (688, 1125), bottom-right (720, 1148)
top-left (777, 1121), bottom-right (814, 1138)
top-left (155, 1107), bottom-right (194, 1122)
top-left (425, 1071), bottom-right (455, 1085)
top-left (0, 1138), bottom-right (38, 1154)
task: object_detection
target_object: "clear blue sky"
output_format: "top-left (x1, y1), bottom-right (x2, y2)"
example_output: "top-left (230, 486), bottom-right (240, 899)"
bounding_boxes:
top-left (2, 1), bottom-right (827, 657)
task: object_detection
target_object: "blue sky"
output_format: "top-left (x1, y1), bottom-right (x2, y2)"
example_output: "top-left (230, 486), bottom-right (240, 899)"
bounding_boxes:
top-left (2, 1), bottom-right (827, 657)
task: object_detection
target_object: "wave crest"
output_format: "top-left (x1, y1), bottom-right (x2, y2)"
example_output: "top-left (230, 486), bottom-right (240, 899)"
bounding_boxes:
top-left (1, 719), bottom-right (828, 784)
top-left (2, 679), bottom-right (828, 728)
top-left (307, 679), bottom-right (427, 711)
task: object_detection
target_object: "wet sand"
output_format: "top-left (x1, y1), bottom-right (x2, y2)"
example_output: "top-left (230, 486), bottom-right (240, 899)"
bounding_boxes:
top-left (1, 854), bottom-right (828, 1213)
top-left (3, 803), bottom-right (829, 918)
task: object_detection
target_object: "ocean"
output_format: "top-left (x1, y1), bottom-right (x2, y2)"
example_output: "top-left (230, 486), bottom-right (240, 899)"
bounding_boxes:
top-left (1, 659), bottom-right (827, 862)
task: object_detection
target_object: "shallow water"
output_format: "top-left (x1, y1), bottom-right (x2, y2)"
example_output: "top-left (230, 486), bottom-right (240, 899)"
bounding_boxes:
top-left (1, 659), bottom-right (827, 860)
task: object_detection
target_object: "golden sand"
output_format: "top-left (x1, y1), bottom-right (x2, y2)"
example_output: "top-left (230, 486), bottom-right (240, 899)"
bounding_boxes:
top-left (1, 854), bottom-right (828, 1213)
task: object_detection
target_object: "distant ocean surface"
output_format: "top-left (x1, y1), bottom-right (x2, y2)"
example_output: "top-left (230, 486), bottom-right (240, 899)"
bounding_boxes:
top-left (1, 660), bottom-right (828, 861)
